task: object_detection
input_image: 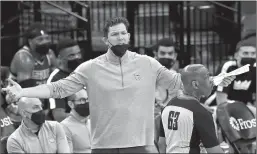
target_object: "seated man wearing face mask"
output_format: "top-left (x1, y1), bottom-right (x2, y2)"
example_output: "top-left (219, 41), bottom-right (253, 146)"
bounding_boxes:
top-left (10, 22), bottom-right (57, 88)
top-left (154, 38), bottom-right (180, 109)
top-left (47, 38), bottom-right (83, 122)
top-left (216, 37), bottom-right (256, 115)
top-left (6, 97), bottom-right (70, 153)
top-left (61, 89), bottom-right (91, 153)
top-left (10, 22), bottom-right (57, 111)
top-left (154, 38), bottom-right (179, 72)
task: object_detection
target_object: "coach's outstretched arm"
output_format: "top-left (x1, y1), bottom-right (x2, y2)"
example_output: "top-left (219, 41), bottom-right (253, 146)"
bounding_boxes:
top-left (149, 57), bottom-right (235, 99)
top-left (2, 61), bottom-right (91, 103)
top-left (5, 80), bottom-right (51, 99)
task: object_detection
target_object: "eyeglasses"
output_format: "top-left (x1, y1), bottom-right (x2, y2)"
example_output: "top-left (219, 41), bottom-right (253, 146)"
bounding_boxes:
top-left (71, 98), bottom-right (88, 103)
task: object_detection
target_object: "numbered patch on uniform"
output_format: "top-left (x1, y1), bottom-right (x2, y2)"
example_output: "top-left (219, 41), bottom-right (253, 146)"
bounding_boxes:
top-left (168, 111), bottom-right (180, 130)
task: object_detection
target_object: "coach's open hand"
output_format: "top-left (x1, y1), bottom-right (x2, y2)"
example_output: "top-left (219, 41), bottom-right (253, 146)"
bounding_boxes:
top-left (2, 79), bottom-right (22, 103)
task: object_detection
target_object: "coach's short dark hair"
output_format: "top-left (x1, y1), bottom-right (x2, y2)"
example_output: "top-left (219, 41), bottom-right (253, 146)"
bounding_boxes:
top-left (103, 17), bottom-right (130, 37)
top-left (56, 38), bottom-right (78, 54)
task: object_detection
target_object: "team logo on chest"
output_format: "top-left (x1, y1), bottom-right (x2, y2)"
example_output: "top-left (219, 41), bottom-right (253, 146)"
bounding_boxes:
top-left (233, 80), bottom-right (251, 90)
top-left (32, 68), bottom-right (50, 80)
top-left (134, 73), bottom-right (141, 80)
top-left (0, 116), bottom-right (13, 127)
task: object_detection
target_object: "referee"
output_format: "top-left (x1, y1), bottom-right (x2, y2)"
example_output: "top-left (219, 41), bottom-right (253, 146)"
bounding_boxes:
top-left (158, 64), bottom-right (224, 153)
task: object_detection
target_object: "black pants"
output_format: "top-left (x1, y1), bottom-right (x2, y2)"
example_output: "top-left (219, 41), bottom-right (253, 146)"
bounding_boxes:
top-left (91, 145), bottom-right (158, 153)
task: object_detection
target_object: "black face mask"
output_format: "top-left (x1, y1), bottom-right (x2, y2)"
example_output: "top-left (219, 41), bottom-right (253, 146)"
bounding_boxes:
top-left (74, 103), bottom-right (90, 117)
top-left (30, 110), bottom-right (46, 125)
top-left (158, 58), bottom-right (175, 69)
top-left (35, 43), bottom-right (50, 56)
top-left (240, 58), bottom-right (256, 66)
top-left (110, 44), bottom-right (130, 57)
top-left (67, 58), bottom-right (83, 71)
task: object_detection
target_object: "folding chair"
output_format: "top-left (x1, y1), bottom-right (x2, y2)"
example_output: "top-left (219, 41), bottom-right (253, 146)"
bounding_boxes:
top-left (216, 101), bottom-right (256, 154)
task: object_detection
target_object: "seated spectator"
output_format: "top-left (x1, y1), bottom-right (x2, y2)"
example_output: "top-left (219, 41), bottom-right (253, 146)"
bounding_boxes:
top-left (61, 89), bottom-right (91, 153)
top-left (154, 38), bottom-right (181, 113)
top-left (9, 22), bottom-right (57, 114)
top-left (7, 97), bottom-right (70, 153)
top-left (10, 22), bottom-right (56, 87)
top-left (47, 38), bottom-right (83, 122)
top-left (215, 37), bottom-right (256, 116)
top-left (158, 64), bottom-right (224, 153)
